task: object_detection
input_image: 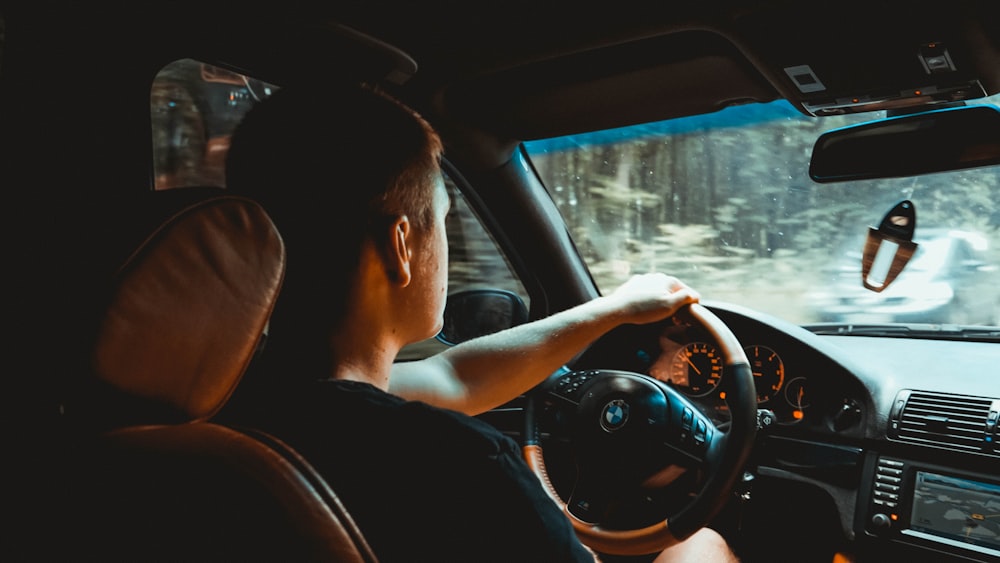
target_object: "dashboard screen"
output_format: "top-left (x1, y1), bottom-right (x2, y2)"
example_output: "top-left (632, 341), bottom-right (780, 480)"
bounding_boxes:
top-left (907, 471), bottom-right (1000, 557)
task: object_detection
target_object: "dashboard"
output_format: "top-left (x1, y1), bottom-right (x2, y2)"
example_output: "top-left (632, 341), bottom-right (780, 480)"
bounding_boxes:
top-left (555, 300), bottom-right (1000, 562)
top-left (637, 312), bottom-right (864, 431)
top-left (572, 301), bottom-right (876, 438)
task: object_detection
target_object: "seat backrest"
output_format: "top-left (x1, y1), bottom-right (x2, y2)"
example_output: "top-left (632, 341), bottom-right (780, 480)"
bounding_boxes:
top-left (90, 191), bottom-right (284, 424)
top-left (58, 192), bottom-right (377, 562)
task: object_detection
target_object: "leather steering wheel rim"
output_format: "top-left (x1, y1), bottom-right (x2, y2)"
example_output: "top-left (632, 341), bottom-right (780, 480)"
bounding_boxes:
top-left (523, 303), bottom-right (756, 556)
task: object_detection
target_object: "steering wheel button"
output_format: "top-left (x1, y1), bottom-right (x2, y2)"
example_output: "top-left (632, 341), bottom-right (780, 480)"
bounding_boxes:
top-left (694, 420), bottom-right (707, 443)
top-left (682, 408), bottom-right (693, 429)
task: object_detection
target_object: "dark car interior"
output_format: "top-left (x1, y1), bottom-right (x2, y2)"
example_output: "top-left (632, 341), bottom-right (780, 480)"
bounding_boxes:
top-left (54, 192), bottom-right (377, 561)
top-left (3, 1), bottom-right (999, 562)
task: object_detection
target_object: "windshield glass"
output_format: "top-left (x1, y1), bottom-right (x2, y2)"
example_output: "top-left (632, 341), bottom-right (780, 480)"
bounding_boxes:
top-left (523, 97), bottom-right (1000, 329)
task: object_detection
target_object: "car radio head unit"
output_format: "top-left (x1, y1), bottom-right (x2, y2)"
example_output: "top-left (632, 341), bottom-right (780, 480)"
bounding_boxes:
top-left (908, 471), bottom-right (1000, 555)
top-left (863, 456), bottom-right (1000, 561)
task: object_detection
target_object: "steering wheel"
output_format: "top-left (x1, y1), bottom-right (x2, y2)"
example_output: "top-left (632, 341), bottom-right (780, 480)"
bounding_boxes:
top-left (522, 303), bottom-right (756, 556)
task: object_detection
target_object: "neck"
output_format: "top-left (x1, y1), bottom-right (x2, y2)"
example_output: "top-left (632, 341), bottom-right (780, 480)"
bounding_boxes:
top-left (324, 241), bottom-right (418, 391)
top-left (327, 322), bottom-right (400, 391)
top-left (326, 253), bottom-right (404, 390)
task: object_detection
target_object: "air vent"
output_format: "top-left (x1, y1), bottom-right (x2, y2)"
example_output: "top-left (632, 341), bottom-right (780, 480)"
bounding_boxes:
top-left (888, 390), bottom-right (998, 457)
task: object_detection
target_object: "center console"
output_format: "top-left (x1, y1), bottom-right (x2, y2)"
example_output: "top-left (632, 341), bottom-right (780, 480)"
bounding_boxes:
top-left (858, 453), bottom-right (1000, 562)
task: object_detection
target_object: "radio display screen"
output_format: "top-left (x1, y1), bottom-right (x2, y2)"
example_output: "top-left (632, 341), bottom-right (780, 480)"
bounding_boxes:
top-left (909, 471), bottom-right (1000, 556)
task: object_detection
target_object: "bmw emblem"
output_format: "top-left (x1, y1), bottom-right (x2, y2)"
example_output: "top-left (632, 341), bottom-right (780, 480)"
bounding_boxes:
top-left (601, 399), bottom-right (629, 431)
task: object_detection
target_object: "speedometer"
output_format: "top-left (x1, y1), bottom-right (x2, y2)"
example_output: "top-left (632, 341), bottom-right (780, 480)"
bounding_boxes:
top-left (670, 342), bottom-right (723, 396)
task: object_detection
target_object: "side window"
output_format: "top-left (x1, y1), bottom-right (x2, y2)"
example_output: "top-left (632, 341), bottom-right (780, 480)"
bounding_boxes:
top-left (397, 177), bottom-right (530, 360)
top-left (151, 58), bottom-right (276, 190)
top-left (443, 176), bottom-right (528, 299)
top-left (151, 59), bottom-right (530, 359)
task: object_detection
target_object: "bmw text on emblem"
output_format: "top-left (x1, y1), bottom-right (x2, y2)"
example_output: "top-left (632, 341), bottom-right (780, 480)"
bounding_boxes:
top-left (601, 399), bottom-right (629, 431)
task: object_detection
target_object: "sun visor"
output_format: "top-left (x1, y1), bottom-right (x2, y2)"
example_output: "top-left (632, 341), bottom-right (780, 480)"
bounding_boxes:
top-left (729, 3), bottom-right (1000, 117)
top-left (440, 30), bottom-right (778, 141)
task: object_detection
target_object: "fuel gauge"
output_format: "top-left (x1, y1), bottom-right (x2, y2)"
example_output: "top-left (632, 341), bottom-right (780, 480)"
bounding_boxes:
top-left (784, 376), bottom-right (810, 422)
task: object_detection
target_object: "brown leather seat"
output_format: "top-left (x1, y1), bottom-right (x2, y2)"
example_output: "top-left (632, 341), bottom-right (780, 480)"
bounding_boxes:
top-left (59, 192), bottom-right (377, 562)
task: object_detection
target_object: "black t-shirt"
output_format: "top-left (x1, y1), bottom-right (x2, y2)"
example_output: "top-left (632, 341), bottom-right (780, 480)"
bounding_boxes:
top-left (259, 379), bottom-right (594, 563)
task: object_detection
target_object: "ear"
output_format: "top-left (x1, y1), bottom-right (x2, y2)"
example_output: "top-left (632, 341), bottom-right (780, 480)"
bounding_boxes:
top-left (386, 215), bottom-right (413, 287)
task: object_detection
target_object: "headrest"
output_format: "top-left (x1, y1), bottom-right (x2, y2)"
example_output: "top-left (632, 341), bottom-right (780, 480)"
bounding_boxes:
top-left (92, 194), bottom-right (285, 423)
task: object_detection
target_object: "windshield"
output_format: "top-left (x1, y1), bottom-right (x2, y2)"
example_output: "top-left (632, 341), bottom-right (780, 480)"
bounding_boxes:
top-left (523, 97), bottom-right (1000, 329)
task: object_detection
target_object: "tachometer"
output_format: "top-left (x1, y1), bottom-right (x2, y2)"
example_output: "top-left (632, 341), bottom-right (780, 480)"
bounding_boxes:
top-left (670, 342), bottom-right (723, 396)
top-left (744, 345), bottom-right (784, 404)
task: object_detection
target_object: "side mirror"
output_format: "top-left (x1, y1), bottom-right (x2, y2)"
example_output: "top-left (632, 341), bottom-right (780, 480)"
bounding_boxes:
top-left (437, 289), bottom-right (529, 345)
top-left (809, 105), bottom-right (1000, 183)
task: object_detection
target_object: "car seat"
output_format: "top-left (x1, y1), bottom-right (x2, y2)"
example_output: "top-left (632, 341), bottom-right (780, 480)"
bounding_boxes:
top-left (57, 190), bottom-right (377, 562)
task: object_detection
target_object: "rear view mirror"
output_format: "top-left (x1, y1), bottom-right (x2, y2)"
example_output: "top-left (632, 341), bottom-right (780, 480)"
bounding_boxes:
top-left (437, 289), bottom-right (529, 345)
top-left (809, 105), bottom-right (1000, 183)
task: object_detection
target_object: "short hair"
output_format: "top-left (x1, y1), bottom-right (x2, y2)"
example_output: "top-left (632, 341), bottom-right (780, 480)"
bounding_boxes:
top-left (227, 82), bottom-right (443, 235)
top-left (225, 82), bottom-right (444, 379)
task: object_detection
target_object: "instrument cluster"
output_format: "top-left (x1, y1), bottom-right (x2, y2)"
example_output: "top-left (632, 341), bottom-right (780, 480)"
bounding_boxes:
top-left (572, 309), bottom-right (870, 435)
top-left (646, 324), bottom-right (811, 425)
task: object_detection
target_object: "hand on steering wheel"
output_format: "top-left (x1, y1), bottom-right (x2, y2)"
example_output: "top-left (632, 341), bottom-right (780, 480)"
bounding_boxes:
top-left (523, 303), bottom-right (756, 556)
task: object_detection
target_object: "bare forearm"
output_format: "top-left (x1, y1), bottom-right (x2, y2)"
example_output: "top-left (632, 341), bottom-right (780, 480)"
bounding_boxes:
top-left (431, 295), bottom-right (628, 414)
top-left (391, 273), bottom-right (700, 415)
